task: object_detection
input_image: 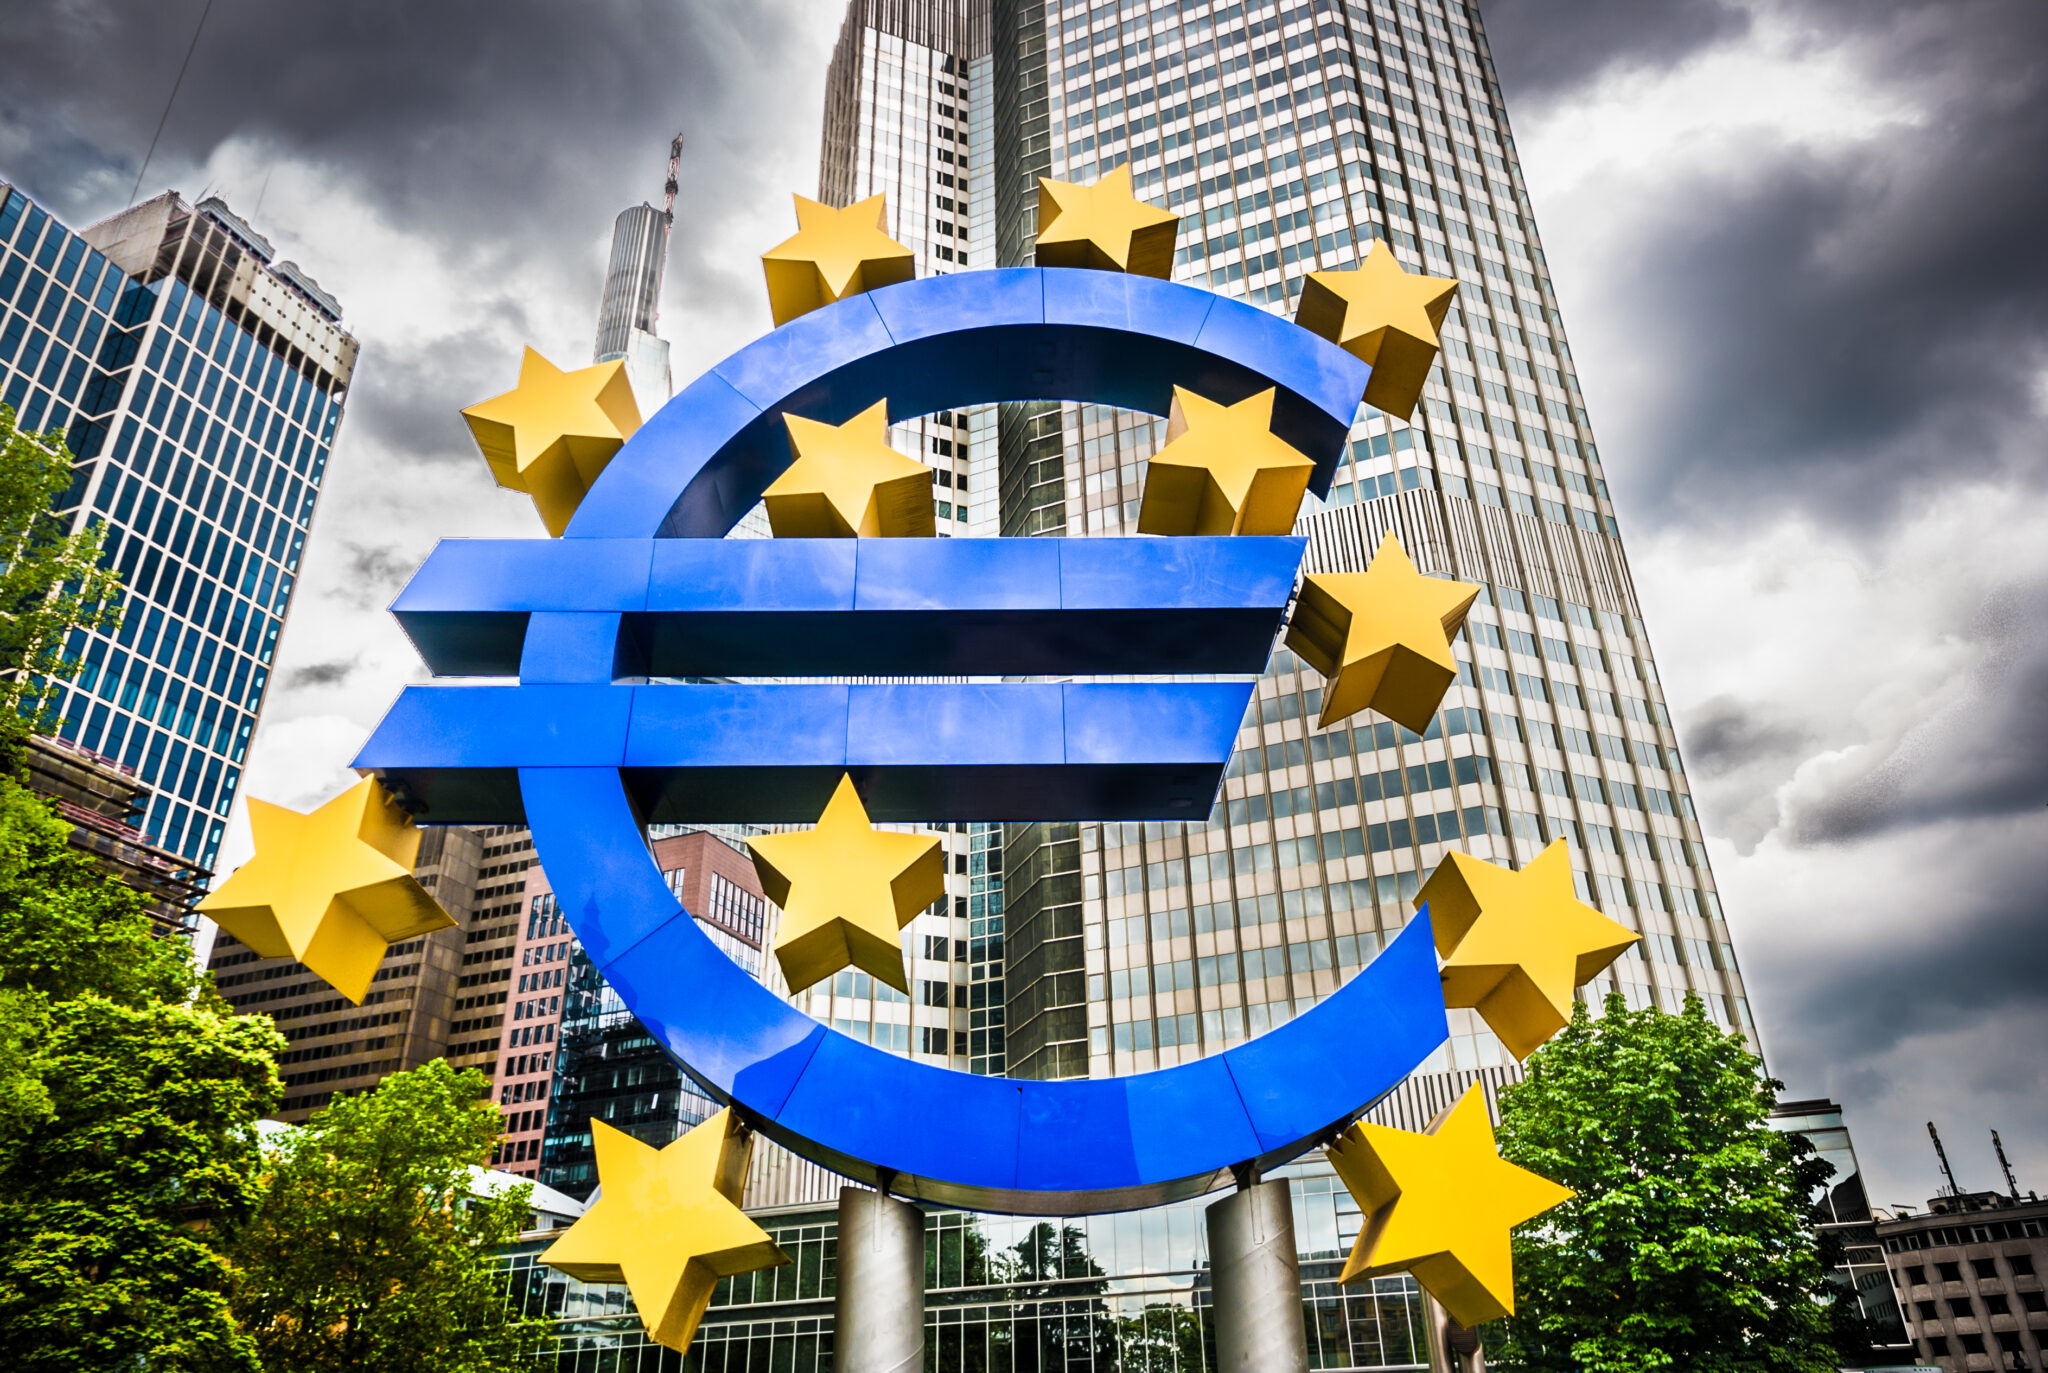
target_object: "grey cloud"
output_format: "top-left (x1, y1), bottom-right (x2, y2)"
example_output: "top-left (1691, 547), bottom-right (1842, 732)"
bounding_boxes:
top-left (1478, 0), bottom-right (1751, 102)
top-left (1683, 694), bottom-right (1811, 775)
top-left (327, 541), bottom-right (417, 610)
top-left (1787, 581), bottom-right (2048, 845)
top-left (1506, 0), bottom-right (2048, 537)
top-left (285, 660), bottom-right (356, 689)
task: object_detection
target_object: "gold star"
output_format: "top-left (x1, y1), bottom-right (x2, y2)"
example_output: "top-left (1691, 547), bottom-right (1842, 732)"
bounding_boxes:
top-left (1417, 840), bottom-right (1641, 1060)
top-left (1327, 1085), bottom-right (1573, 1328)
top-left (1294, 241), bottom-right (1460, 419)
top-left (198, 778), bottom-right (452, 1004)
top-left (760, 194), bottom-right (916, 326)
top-left (748, 774), bottom-right (945, 993)
top-left (1285, 531), bottom-right (1480, 732)
top-left (760, 401), bottom-right (936, 538)
top-left (461, 348), bottom-right (641, 537)
top-left (1034, 166), bottom-right (1180, 277)
top-left (543, 1109), bottom-right (786, 1354)
top-left (1135, 387), bottom-right (1316, 536)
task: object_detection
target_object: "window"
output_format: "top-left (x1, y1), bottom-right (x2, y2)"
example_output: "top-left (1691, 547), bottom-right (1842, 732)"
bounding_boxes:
top-left (1915, 1300), bottom-right (1938, 1322)
top-left (1982, 1293), bottom-right (2009, 1315)
top-left (1948, 1298), bottom-right (1974, 1320)
top-left (1958, 1333), bottom-right (1984, 1356)
top-left (1927, 1336), bottom-right (1949, 1356)
top-left (1904, 1264), bottom-right (1927, 1286)
top-left (2009, 1253), bottom-right (2034, 1276)
top-left (1996, 1332), bottom-right (2023, 1355)
top-left (1938, 1261), bottom-right (1963, 1283)
top-left (1972, 1257), bottom-right (2000, 1280)
top-left (2021, 1291), bottom-right (2046, 1314)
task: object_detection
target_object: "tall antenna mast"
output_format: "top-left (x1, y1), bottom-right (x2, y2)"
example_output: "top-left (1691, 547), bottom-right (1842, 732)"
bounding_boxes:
top-left (1929, 1122), bottom-right (1962, 1197)
top-left (1993, 1130), bottom-right (2020, 1200)
top-left (663, 133), bottom-right (683, 222)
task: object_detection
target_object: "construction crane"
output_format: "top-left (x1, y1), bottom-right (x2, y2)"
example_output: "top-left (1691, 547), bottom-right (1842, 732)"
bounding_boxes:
top-left (663, 133), bottom-right (683, 223)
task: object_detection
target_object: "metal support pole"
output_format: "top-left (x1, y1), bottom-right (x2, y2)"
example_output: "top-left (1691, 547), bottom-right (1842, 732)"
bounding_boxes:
top-left (1205, 1178), bottom-right (1310, 1373)
top-left (834, 1185), bottom-right (925, 1373)
top-left (1422, 1293), bottom-right (1485, 1373)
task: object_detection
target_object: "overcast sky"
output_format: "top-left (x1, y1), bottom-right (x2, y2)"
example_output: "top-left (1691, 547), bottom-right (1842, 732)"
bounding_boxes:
top-left (2, 0), bottom-right (2042, 1210)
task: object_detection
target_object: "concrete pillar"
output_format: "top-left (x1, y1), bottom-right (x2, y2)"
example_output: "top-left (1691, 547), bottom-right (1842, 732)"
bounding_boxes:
top-left (1205, 1179), bottom-right (1310, 1373)
top-left (834, 1185), bottom-right (925, 1373)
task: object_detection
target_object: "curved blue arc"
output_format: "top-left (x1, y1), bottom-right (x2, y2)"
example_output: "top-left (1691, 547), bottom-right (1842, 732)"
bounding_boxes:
top-left (397, 264), bottom-right (1436, 1212)
top-left (522, 766), bottom-right (1449, 1216)
top-left (564, 268), bottom-right (1370, 541)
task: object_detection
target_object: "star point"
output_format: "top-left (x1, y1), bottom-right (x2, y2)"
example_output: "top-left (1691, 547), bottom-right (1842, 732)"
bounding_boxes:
top-left (543, 1110), bottom-right (786, 1353)
top-left (1418, 840), bottom-right (1641, 1060)
top-left (1327, 1085), bottom-right (1573, 1327)
top-left (1135, 387), bottom-right (1316, 536)
top-left (1295, 241), bottom-right (1459, 419)
top-left (197, 778), bottom-right (453, 1003)
top-left (748, 774), bottom-right (945, 993)
top-left (761, 194), bottom-right (916, 326)
top-left (1286, 532), bottom-right (1479, 732)
top-left (761, 400), bottom-right (936, 538)
top-left (461, 348), bottom-right (640, 536)
top-left (1034, 166), bottom-right (1180, 277)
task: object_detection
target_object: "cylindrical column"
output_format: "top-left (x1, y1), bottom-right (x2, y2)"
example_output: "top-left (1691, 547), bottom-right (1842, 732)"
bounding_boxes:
top-left (1205, 1179), bottom-right (1309, 1373)
top-left (834, 1185), bottom-right (925, 1373)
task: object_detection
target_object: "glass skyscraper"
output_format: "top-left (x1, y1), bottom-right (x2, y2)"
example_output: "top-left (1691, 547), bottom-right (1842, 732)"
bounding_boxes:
top-left (0, 185), bottom-right (354, 881)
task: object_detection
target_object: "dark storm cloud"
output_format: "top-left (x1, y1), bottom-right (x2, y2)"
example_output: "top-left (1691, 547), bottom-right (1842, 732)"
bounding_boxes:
top-left (1478, 0), bottom-right (1752, 99)
top-left (1491, 0), bottom-right (2048, 536)
top-left (1683, 694), bottom-right (1812, 775)
top-left (0, 0), bottom-right (812, 313)
top-left (1788, 578), bottom-right (2048, 844)
top-left (330, 541), bottom-right (416, 611)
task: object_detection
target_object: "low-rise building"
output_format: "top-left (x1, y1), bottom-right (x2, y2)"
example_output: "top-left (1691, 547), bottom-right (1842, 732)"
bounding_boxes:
top-left (1879, 1189), bottom-right (2048, 1371)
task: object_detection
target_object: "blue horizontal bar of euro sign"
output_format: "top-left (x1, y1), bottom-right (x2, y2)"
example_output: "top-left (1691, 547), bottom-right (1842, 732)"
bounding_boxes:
top-left (562, 268), bottom-right (1369, 541)
top-left (521, 766), bottom-right (1448, 1215)
top-left (386, 535), bottom-right (1303, 678)
top-left (353, 680), bottom-right (1255, 825)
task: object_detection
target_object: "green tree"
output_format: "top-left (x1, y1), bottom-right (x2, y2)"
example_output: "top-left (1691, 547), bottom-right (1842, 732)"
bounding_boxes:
top-left (0, 405), bottom-right (124, 755)
top-left (1489, 991), bottom-right (1843, 1373)
top-left (227, 1059), bottom-right (543, 1373)
top-left (0, 775), bottom-right (285, 1372)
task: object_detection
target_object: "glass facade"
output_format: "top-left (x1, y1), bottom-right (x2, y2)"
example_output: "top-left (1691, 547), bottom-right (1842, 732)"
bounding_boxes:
top-left (509, 1165), bottom-right (1431, 1372)
top-left (990, 0), bottom-right (1750, 1091)
top-left (0, 185), bottom-right (354, 876)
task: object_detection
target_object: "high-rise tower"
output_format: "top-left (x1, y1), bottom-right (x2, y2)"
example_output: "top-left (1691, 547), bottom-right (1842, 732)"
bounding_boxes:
top-left (593, 135), bottom-right (683, 416)
top-left (0, 186), bottom-right (355, 891)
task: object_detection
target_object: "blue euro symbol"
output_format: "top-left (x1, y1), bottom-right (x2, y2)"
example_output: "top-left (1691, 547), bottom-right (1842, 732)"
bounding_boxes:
top-left (358, 268), bottom-right (1450, 1213)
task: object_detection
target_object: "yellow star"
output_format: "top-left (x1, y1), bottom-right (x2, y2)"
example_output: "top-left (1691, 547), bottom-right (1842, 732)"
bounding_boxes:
top-left (1294, 240), bottom-right (1460, 419)
top-left (760, 194), bottom-right (916, 326)
top-left (1417, 840), bottom-right (1641, 1060)
top-left (1327, 1085), bottom-right (1573, 1327)
top-left (760, 401), bottom-right (936, 538)
top-left (748, 774), bottom-right (945, 993)
top-left (1033, 166), bottom-right (1179, 277)
top-left (198, 778), bottom-right (452, 1004)
top-left (543, 1109), bottom-right (786, 1354)
top-left (461, 348), bottom-right (641, 537)
top-left (1135, 387), bottom-right (1316, 536)
top-left (1285, 531), bottom-right (1480, 732)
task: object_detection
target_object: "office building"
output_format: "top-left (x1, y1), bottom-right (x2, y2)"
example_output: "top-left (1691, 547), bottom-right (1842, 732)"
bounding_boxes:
top-left (209, 822), bottom-right (532, 1120)
top-left (496, 828), bottom-right (772, 1189)
top-left (0, 184), bottom-right (354, 884)
top-left (1879, 1189), bottom-right (2048, 1371)
top-left (1771, 1097), bottom-right (1912, 1354)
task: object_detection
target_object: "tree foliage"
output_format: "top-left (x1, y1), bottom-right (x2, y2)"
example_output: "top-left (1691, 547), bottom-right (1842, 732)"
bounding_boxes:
top-left (1489, 991), bottom-right (1844, 1373)
top-left (227, 1059), bottom-right (544, 1373)
top-left (0, 405), bottom-right (124, 755)
top-left (0, 775), bottom-right (284, 1372)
